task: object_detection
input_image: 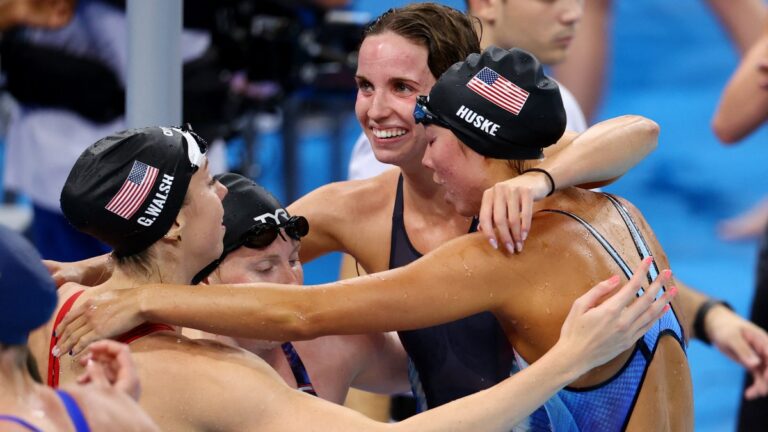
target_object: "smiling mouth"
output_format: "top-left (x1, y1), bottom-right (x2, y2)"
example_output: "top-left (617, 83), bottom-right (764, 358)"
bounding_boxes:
top-left (372, 128), bottom-right (407, 139)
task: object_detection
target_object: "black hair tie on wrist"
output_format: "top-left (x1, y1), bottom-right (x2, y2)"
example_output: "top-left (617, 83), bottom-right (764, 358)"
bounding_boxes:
top-left (522, 168), bottom-right (556, 197)
top-left (694, 298), bottom-right (733, 345)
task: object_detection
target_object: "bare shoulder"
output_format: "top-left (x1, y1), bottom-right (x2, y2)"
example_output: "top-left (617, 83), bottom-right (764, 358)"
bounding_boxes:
top-left (63, 385), bottom-right (159, 432)
top-left (289, 168), bottom-right (399, 217)
top-left (130, 335), bottom-right (287, 430)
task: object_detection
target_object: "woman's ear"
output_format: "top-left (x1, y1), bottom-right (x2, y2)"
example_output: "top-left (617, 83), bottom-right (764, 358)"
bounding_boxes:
top-left (162, 214), bottom-right (185, 243)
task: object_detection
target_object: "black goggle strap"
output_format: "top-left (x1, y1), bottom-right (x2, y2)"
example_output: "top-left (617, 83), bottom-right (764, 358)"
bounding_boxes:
top-left (413, 96), bottom-right (450, 129)
top-left (245, 216), bottom-right (309, 247)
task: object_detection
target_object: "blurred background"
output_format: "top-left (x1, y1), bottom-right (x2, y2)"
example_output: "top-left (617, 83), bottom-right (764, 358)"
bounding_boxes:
top-left (0, 0), bottom-right (766, 430)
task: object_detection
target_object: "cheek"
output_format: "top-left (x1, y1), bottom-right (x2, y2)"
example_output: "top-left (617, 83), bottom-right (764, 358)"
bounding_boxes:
top-left (355, 93), bottom-right (368, 121)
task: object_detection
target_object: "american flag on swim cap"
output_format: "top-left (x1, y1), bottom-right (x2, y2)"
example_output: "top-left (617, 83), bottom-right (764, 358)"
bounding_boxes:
top-left (467, 67), bottom-right (529, 115)
top-left (105, 160), bottom-right (159, 219)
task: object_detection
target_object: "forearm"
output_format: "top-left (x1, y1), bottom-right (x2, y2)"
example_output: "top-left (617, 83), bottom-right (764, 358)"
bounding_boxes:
top-left (141, 244), bottom-right (503, 341)
top-left (537, 115), bottom-right (658, 190)
top-left (674, 280), bottom-right (708, 339)
top-left (707, 0), bottom-right (766, 54)
top-left (392, 344), bottom-right (579, 431)
top-left (713, 35), bottom-right (768, 143)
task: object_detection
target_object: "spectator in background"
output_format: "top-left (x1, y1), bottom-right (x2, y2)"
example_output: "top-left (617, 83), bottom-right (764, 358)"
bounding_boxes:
top-left (553, 0), bottom-right (766, 122)
top-left (0, 0), bottom-right (222, 261)
top-left (712, 15), bottom-right (768, 431)
top-left (0, 224), bottom-right (158, 431)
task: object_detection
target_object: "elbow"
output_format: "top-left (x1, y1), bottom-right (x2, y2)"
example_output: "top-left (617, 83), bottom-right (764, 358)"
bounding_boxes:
top-left (711, 117), bottom-right (744, 145)
top-left (629, 115), bottom-right (660, 152)
top-left (275, 304), bottom-right (327, 341)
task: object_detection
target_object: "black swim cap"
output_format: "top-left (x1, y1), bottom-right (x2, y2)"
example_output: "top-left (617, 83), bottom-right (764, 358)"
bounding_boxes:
top-left (416, 46), bottom-right (566, 160)
top-left (60, 125), bottom-right (207, 258)
top-left (192, 173), bottom-right (309, 284)
top-left (0, 226), bottom-right (57, 345)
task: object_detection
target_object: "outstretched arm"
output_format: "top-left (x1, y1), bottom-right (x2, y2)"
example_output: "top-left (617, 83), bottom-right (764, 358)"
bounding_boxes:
top-left (56, 236), bottom-right (670, 354)
top-left (479, 114), bottom-right (659, 251)
top-left (712, 20), bottom-right (768, 143)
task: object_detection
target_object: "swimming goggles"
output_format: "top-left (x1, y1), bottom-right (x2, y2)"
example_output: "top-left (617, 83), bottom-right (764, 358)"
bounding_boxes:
top-left (413, 95), bottom-right (451, 128)
top-left (239, 216), bottom-right (309, 249)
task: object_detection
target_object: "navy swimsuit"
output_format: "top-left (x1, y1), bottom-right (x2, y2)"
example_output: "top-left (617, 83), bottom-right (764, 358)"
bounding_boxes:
top-left (390, 175), bottom-right (515, 410)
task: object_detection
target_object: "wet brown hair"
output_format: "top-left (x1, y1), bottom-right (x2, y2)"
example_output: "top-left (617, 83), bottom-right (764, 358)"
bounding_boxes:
top-left (364, 2), bottom-right (481, 79)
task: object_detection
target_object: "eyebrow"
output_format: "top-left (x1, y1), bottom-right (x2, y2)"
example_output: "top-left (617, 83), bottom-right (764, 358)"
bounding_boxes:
top-left (355, 74), bottom-right (421, 87)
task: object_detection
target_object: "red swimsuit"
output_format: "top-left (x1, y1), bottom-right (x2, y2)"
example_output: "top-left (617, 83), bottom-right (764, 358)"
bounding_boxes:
top-left (47, 290), bottom-right (173, 387)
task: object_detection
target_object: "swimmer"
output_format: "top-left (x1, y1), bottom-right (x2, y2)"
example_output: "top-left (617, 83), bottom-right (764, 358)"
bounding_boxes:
top-left (55, 49), bottom-right (691, 431)
top-left (193, 172), bottom-right (409, 404)
top-left (0, 225), bottom-right (158, 432)
top-left (37, 124), bottom-right (672, 432)
top-left (50, 2), bottom-right (768, 410)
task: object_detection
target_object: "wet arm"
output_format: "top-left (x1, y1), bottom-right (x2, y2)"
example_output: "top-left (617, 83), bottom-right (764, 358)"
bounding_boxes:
top-left (351, 332), bottom-right (410, 394)
top-left (538, 115), bottom-right (659, 190)
top-left (138, 234), bottom-right (508, 340)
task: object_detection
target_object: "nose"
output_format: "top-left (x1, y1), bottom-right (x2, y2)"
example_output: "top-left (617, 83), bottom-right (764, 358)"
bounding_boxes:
top-left (216, 181), bottom-right (228, 200)
top-left (367, 90), bottom-right (392, 121)
top-left (560, 0), bottom-right (583, 25)
top-left (276, 260), bottom-right (303, 285)
top-left (422, 141), bottom-right (435, 170)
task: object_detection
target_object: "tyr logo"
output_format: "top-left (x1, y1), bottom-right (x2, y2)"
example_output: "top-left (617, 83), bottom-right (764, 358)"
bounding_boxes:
top-left (253, 209), bottom-right (288, 224)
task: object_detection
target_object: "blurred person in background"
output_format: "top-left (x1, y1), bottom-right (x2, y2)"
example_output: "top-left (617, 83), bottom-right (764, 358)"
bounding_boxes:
top-left (712, 14), bottom-right (768, 431)
top-left (552, 0), bottom-right (766, 122)
top-left (0, 0), bottom-right (224, 262)
top-left (0, 224), bottom-right (158, 431)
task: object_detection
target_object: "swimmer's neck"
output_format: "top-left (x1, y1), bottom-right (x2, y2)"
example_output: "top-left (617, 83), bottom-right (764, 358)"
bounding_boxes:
top-left (401, 168), bottom-right (464, 219)
top-left (0, 347), bottom-right (39, 402)
top-left (105, 246), bottom-right (200, 288)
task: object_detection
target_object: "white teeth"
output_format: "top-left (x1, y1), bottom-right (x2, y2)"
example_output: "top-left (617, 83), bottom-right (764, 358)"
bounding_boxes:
top-left (373, 128), bottom-right (406, 139)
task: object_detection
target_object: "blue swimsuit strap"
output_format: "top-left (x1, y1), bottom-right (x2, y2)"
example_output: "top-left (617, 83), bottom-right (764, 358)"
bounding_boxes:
top-left (55, 390), bottom-right (91, 432)
top-left (281, 342), bottom-right (318, 396)
top-left (537, 208), bottom-right (642, 295)
top-left (603, 194), bottom-right (659, 283)
top-left (0, 415), bottom-right (43, 432)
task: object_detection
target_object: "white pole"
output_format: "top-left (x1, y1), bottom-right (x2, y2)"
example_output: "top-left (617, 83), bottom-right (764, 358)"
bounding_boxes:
top-left (126, 0), bottom-right (183, 128)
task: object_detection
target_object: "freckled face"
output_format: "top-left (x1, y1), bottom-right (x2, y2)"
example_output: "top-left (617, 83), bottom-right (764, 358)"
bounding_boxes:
top-left (355, 32), bottom-right (437, 168)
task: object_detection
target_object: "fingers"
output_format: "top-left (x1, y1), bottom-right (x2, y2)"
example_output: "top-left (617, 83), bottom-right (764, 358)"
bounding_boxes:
top-left (725, 328), bottom-right (761, 369)
top-left (42, 260), bottom-right (66, 287)
top-left (570, 275), bottom-right (621, 316)
top-left (55, 309), bottom-right (89, 356)
top-left (87, 340), bottom-right (141, 400)
top-left (628, 287), bottom-right (676, 339)
top-left (519, 188), bottom-right (533, 246)
top-left (76, 355), bottom-right (109, 388)
top-left (623, 269), bottom-right (673, 325)
top-left (494, 187), bottom-right (516, 254)
top-left (479, 184), bottom-right (535, 253)
top-left (742, 327), bottom-right (768, 399)
top-left (479, 188), bottom-right (498, 250)
top-left (603, 257), bottom-right (654, 310)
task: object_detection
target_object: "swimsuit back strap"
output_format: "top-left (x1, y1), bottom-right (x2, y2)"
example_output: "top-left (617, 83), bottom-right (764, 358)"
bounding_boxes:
top-left (603, 193), bottom-right (660, 282)
top-left (0, 415), bottom-right (43, 432)
top-left (48, 290), bottom-right (85, 387)
top-left (538, 209), bottom-right (641, 295)
top-left (281, 343), bottom-right (318, 396)
top-left (55, 390), bottom-right (91, 432)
